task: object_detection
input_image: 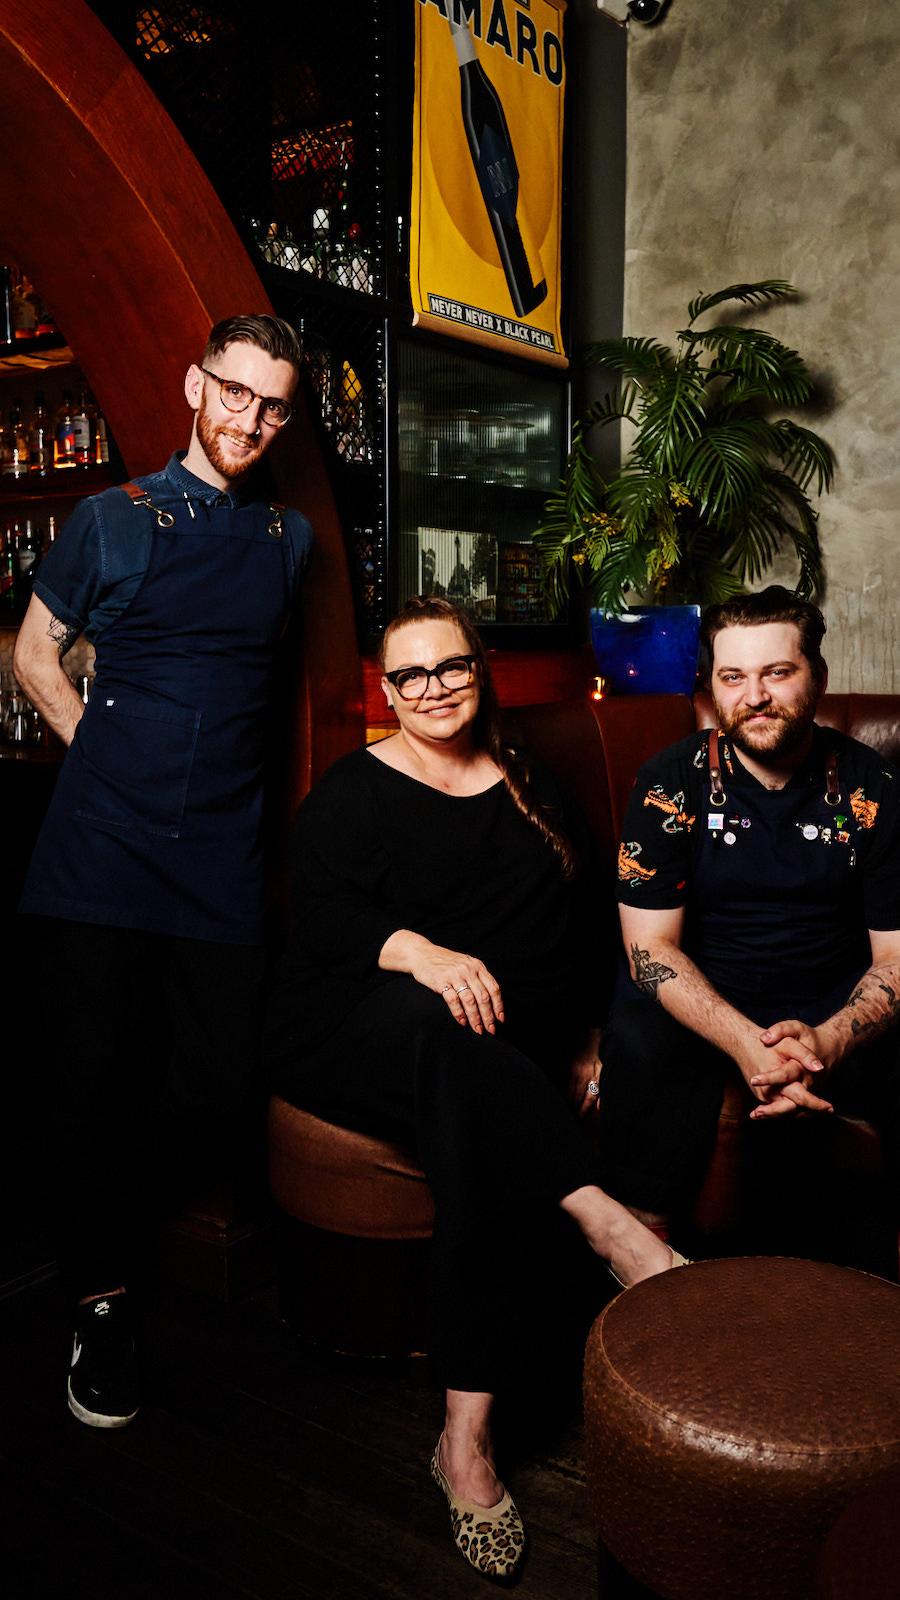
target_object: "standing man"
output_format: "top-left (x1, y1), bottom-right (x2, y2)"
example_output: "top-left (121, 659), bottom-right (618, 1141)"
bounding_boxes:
top-left (14, 314), bottom-right (312, 1427)
top-left (596, 588), bottom-right (900, 1258)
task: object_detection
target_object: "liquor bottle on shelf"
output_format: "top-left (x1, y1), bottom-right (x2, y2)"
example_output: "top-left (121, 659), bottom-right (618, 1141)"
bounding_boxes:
top-left (14, 518), bottom-right (42, 605)
top-left (449, 20), bottom-right (547, 319)
top-left (284, 223), bottom-right (303, 271)
top-left (29, 391), bottom-right (52, 476)
top-left (297, 227), bottom-right (318, 276)
top-left (0, 268), bottom-right (13, 344)
top-left (311, 208), bottom-right (330, 280)
top-left (331, 145), bottom-right (370, 293)
top-left (54, 390), bottom-right (77, 469)
top-left (94, 406), bottom-right (109, 466)
top-left (0, 525), bottom-right (15, 613)
top-left (348, 222), bottom-right (370, 295)
top-left (11, 270), bottom-right (39, 340)
top-left (335, 360), bottom-right (372, 464)
top-left (73, 388), bottom-right (93, 466)
top-left (47, 514), bottom-right (58, 546)
top-left (1, 400), bottom-right (29, 478)
top-left (36, 296), bottom-right (58, 337)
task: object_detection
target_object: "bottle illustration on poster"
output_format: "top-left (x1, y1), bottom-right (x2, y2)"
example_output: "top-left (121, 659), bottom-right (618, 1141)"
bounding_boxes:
top-left (449, 18), bottom-right (547, 319)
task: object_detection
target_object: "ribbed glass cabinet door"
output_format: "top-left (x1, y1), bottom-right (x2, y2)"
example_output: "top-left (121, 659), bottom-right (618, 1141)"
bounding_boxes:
top-left (396, 340), bottom-right (566, 630)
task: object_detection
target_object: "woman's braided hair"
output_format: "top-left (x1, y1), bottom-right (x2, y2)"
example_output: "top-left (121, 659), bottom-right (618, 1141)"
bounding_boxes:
top-left (380, 596), bottom-right (576, 879)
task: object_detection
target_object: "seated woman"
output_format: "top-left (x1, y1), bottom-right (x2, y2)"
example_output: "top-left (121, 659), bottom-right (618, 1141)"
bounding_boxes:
top-left (267, 596), bottom-right (683, 1580)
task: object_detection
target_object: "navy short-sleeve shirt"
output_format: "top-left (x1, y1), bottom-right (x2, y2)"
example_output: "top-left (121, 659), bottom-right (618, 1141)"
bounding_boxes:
top-left (33, 452), bottom-right (312, 644)
top-left (617, 727), bottom-right (900, 1010)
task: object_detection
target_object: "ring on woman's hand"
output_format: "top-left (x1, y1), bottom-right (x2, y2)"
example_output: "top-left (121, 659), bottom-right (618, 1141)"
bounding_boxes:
top-left (587, 1079), bottom-right (600, 1098)
top-left (442, 985), bottom-right (454, 994)
top-left (456, 983), bottom-right (471, 994)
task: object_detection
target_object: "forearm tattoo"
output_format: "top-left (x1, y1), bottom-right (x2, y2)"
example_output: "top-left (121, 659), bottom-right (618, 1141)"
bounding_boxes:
top-left (847, 972), bottom-right (900, 1042)
top-left (47, 614), bottom-right (79, 655)
top-left (631, 942), bottom-right (677, 1001)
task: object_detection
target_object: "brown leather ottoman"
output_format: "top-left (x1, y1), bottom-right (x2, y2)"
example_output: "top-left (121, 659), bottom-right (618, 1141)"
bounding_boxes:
top-left (584, 1257), bottom-right (900, 1600)
top-left (817, 1462), bottom-right (900, 1599)
top-left (268, 1096), bottom-right (434, 1356)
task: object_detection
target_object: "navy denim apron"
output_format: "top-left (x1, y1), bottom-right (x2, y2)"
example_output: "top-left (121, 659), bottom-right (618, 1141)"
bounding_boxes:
top-left (21, 491), bottom-right (292, 943)
top-left (690, 732), bottom-right (870, 1026)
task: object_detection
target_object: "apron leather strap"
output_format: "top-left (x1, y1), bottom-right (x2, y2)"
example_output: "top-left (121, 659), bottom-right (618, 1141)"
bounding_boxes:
top-left (708, 728), bottom-right (726, 807)
top-left (119, 480), bottom-right (174, 528)
top-left (708, 726), bottom-right (841, 806)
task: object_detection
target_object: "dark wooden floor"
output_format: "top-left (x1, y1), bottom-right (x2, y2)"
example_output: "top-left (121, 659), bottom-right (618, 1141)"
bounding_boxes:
top-left (0, 1267), bottom-right (654, 1600)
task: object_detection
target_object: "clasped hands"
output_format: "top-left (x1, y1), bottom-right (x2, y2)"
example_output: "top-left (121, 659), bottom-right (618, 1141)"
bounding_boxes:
top-left (740, 1019), bottom-right (836, 1120)
top-left (412, 942), bottom-right (505, 1035)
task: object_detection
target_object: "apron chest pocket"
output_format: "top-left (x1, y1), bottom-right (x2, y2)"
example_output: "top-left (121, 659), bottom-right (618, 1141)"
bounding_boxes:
top-left (74, 693), bottom-right (201, 839)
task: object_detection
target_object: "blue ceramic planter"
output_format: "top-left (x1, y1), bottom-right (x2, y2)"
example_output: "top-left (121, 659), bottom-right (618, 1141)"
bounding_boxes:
top-left (589, 604), bottom-right (701, 696)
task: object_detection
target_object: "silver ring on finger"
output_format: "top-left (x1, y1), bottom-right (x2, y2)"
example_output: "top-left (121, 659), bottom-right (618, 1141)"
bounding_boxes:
top-left (456, 983), bottom-right (471, 994)
top-left (442, 985), bottom-right (454, 994)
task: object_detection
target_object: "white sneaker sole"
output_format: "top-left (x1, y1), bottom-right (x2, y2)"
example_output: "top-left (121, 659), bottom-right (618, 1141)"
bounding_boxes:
top-left (67, 1377), bottom-right (138, 1428)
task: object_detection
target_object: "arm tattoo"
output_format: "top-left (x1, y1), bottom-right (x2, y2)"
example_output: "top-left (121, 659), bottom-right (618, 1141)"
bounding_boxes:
top-left (631, 942), bottom-right (677, 1001)
top-left (47, 615), bottom-right (79, 655)
top-left (848, 975), bottom-right (900, 1041)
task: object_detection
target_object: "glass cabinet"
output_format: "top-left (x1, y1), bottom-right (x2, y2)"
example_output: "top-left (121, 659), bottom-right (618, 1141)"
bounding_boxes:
top-left (396, 340), bottom-right (566, 630)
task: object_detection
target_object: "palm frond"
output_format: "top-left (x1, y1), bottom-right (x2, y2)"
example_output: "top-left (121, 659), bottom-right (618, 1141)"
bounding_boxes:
top-left (583, 336), bottom-right (674, 382)
top-left (532, 427), bottom-right (608, 617)
top-left (673, 555), bottom-right (746, 605)
top-left (683, 327), bottom-right (813, 406)
top-left (680, 427), bottom-right (767, 520)
top-left (720, 506), bottom-right (781, 585)
top-left (770, 421), bottom-right (835, 495)
top-left (632, 367), bottom-right (708, 474)
top-left (582, 384), bottom-right (639, 431)
top-left (686, 280), bottom-right (797, 327)
top-left (605, 468), bottom-right (672, 538)
top-left (589, 533), bottom-right (657, 615)
top-left (762, 470), bottom-right (825, 596)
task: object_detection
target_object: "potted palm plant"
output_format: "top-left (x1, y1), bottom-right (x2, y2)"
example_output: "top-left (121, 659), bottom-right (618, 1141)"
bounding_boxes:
top-left (533, 280), bottom-right (835, 691)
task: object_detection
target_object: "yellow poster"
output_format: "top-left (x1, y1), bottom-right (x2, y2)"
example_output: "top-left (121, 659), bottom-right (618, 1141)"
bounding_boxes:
top-left (411, 0), bottom-right (567, 368)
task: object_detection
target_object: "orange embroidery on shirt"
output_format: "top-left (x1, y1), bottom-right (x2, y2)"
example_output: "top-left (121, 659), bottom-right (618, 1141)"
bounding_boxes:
top-left (849, 787), bottom-right (879, 829)
top-left (618, 841), bottom-right (658, 887)
top-left (643, 784), bottom-right (696, 834)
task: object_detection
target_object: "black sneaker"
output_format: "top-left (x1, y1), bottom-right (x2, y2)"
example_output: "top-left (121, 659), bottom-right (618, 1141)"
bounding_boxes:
top-left (68, 1294), bottom-right (140, 1428)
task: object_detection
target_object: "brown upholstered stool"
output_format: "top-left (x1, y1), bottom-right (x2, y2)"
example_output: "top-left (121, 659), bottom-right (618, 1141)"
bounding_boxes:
top-left (584, 1257), bottom-right (900, 1600)
top-left (817, 1462), bottom-right (900, 1599)
top-left (268, 1096), bottom-right (434, 1357)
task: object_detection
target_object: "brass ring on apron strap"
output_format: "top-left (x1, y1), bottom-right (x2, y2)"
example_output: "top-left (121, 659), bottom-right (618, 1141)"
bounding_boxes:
top-left (120, 481), bottom-right (175, 528)
top-left (267, 503), bottom-right (285, 539)
top-left (824, 750), bottom-right (841, 806)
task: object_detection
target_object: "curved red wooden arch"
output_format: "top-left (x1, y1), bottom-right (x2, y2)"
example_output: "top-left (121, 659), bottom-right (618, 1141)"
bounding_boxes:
top-left (0, 0), bottom-right (362, 795)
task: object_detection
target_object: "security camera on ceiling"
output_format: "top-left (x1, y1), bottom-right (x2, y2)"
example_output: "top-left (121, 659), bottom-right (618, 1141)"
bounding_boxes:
top-left (597, 0), bottom-right (669, 25)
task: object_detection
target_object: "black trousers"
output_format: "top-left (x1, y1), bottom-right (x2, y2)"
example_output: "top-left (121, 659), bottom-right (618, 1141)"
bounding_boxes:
top-left (596, 999), bottom-right (900, 1269)
top-left (276, 977), bottom-right (598, 1394)
top-left (33, 918), bottom-right (266, 1303)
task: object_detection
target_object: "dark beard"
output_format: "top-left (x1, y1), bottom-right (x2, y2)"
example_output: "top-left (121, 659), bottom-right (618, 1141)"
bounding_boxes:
top-left (714, 687), bottom-right (819, 762)
top-left (196, 394), bottom-right (265, 480)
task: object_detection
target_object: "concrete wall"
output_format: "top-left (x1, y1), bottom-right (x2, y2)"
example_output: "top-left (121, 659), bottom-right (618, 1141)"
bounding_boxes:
top-left (624, 0), bottom-right (900, 690)
top-left (570, 0), bottom-right (627, 476)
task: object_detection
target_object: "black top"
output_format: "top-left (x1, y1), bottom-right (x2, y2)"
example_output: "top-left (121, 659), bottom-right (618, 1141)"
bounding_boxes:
top-left (267, 744), bottom-right (602, 1060)
top-left (616, 726), bottom-right (900, 1011)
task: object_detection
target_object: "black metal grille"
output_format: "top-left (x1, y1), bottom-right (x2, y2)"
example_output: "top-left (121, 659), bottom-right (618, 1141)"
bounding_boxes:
top-left (89, 3), bottom-right (385, 302)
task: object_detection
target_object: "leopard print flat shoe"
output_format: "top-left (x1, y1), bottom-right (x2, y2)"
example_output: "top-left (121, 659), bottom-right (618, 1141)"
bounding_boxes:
top-left (430, 1438), bottom-right (526, 1581)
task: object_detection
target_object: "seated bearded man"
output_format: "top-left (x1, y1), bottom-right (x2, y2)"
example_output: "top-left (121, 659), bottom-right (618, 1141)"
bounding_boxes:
top-left (595, 587), bottom-right (900, 1266)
